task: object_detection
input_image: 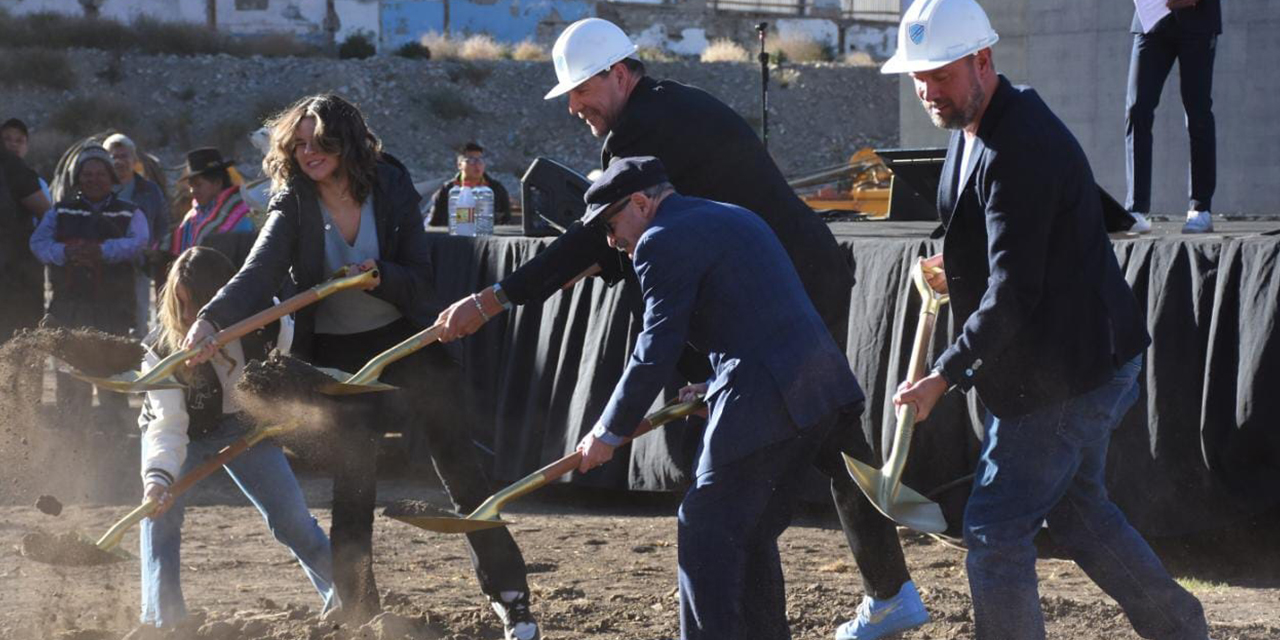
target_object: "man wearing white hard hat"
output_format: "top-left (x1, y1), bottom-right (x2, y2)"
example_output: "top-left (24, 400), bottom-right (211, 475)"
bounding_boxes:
top-left (886, 1), bottom-right (1210, 639)
top-left (436, 16), bottom-right (930, 640)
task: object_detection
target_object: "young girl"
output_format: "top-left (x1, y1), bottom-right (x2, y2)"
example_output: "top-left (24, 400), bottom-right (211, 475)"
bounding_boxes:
top-left (136, 246), bottom-right (336, 629)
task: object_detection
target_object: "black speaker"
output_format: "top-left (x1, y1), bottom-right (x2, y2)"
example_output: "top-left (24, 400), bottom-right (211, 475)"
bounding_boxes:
top-left (520, 157), bottom-right (591, 237)
top-left (876, 147), bottom-right (946, 222)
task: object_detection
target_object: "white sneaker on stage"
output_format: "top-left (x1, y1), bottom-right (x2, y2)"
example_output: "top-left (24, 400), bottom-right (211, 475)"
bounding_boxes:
top-left (1129, 212), bottom-right (1153, 233)
top-left (1182, 210), bottom-right (1214, 234)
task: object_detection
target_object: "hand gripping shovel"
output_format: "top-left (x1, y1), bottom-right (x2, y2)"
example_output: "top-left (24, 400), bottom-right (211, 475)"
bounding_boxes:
top-left (385, 396), bottom-right (706, 534)
top-left (314, 324), bottom-right (446, 396)
top-left (94, 421), bottom-right (300, 552)
top-left (844, 260), bottom-right (949, 534)
top-left (69, 269), bottom-right (379, 393)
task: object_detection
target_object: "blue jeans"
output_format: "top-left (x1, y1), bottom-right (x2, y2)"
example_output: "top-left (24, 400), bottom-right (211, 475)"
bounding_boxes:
top-left (139, 414), bottom-right (336, 627)
top-left (964, 356), bottom-right (1207, 640)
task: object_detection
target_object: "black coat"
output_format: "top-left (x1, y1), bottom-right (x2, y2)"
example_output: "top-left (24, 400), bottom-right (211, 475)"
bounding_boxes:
top-left (199, 157), bottom-right (433, 361)
top-left (934, 76), bottom-right (1150, 418)
top-left (501, 76), bottom-right (853, 340)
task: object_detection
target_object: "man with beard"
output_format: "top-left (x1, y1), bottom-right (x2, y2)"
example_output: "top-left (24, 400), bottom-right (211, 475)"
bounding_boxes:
top-left (436, 17), bottom-right (928, 640)
top-left (884, 1), bottom-right (1209, 638)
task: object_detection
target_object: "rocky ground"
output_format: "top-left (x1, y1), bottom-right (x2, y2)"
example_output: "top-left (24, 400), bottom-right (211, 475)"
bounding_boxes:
top-left (4, 50), bottom-right (898, 200)
top-left (0, 410), bottom-right (1276, 640)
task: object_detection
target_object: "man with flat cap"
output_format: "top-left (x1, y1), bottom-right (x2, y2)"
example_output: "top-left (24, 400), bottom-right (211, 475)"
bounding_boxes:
top-left (574, 157), bottom-right (865, 640)
top-left (438, 19), bottom-right (925, 638)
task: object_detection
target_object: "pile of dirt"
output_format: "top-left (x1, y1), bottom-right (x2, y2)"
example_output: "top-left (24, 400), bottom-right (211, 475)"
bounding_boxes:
top-left (382, 499), bottom-right (462, 519)
top-left (35, 494), bottom-right (63, 516)
top-left (20, 531), bottom-right (124, 567)
top-left (6, 328), bottom-right (142, 377)
top-left (235, 352), bottom-right (336, 409)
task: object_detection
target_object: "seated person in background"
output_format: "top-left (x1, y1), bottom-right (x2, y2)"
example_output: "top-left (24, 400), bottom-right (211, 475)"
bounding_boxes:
top-left (135, 246), bottom-right (335, 631)
top-left (29, 144), bottom-right (148, 416)
top-left (425, 141), bottom-right (511, 227)
top-left (164, 147), bottom-right (257, 267)
top-left (104, 133), bottom-right (168, 337)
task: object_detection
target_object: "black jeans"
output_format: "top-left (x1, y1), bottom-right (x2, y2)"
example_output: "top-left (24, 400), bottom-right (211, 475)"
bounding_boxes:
top-left (1125, 18), bottom-right (1217, 213)
top-left (312, 318), bottom-right (529, 621)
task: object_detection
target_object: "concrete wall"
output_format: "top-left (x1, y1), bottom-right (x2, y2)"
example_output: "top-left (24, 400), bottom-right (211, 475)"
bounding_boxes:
top-left (379, 0), bottom-right (592, 50)
top-left (897, 0), bottom-right (1279, 216)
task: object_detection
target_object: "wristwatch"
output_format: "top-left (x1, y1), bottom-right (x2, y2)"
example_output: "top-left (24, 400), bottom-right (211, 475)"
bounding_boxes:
top-left (492, 283), bottom-right (513, 310)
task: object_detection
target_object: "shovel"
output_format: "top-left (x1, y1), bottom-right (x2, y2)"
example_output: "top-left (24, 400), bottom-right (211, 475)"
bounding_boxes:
top-left (314, 324), bottom-right (446, 396)
top-left (69, 269), bottom-right (379, 393)
top-left (95, 421), bottom-right (301, 552)
top-left (386, 396), bottom-right (706, 534)
top-left (844, 260), bottom-right (949, 534)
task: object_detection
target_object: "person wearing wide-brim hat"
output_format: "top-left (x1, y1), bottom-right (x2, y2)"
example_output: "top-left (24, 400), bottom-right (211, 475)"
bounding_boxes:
top-left (165, 147), bottom-right (256, 267)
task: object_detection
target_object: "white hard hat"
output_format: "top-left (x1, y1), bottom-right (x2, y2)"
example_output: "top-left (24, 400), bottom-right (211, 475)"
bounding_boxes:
top-left (544, 18), bottom-right (639, 100)
top-left (881, 0), bottom-right (999, 74)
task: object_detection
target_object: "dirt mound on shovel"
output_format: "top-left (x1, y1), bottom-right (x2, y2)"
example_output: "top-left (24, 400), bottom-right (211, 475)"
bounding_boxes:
top-left (21, 531), bottom-right (125, 566)
top-left (382, 500), bottom-right (462, 519)
top-left (234, 352), bottom-right (346, 464)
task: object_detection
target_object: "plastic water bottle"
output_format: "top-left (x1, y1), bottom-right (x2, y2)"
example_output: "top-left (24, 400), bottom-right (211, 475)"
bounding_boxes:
top-left (449, 185), bottom-right (476, 237)
top-left (472, 185), bottom-right (494, 236)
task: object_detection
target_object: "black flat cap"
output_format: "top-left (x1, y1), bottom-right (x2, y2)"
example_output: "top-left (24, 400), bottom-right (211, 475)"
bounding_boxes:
top-left (581, 156), bottom-right (669, 226)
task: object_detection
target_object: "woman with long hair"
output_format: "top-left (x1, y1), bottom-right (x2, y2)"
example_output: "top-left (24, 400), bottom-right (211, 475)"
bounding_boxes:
top-left (181, 94), bottom-right (538, 638)
top-left (137, 246), bottom-right (335, 630)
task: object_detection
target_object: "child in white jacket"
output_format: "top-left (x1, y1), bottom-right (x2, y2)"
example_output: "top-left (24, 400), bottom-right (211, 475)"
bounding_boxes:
top-left (136, 246), bottom-right (335, 629)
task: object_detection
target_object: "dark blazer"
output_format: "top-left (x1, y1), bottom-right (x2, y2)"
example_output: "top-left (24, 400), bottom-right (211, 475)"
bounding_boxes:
top-left (199, 157), bottom-right (433, 361)
top-left (1131, 0), bottom-right (1221, 35)
top-left (597, 194), bottom-right (863, 476)
top-left (934, 76), bottom-right (1150, 418)
top-left (500, 76), bottom-right (853, 322)
top-left (425, 173), bottom-right (512, 227)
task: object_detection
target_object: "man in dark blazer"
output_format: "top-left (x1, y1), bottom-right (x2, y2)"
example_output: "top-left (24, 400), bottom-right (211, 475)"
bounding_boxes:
top-left (885, 1), bottom-right (1209, 638)
top-left (439, 20), bottom-right (926, 639)
top-left (575, 157), bottom-right (864, 640)
top-left (1125, 0), bottom-right (1221, 233)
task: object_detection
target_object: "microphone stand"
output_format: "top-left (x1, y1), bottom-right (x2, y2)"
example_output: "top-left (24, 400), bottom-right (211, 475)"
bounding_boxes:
top-left (756, 22), bottom-right (770, 151)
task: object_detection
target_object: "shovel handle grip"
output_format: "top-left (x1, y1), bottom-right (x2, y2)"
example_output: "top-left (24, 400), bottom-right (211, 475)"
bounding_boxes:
top-left (211, 270), bottom-right (378, 349)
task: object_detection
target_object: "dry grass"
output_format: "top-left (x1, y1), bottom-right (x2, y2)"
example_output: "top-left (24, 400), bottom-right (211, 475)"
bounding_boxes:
top-left (459, 34), bottom-right (508, 60)
top-left (636, 46), bottom-right (678, 63)
top-left (700, 38), bottom-right (750, 63)
top-left (512, 39), bottom-right (547, 62)
top-left (420, 32), bottom-right (459, 60)
top-left (843, 50), bottom-right (878, 66)
top-left (768, 33), bottom-right (832, 63)
top-left (0, 48), bottom-right (75, 90)
top-left (24, 129), bottom-right (78, 179)
top-left (424, 87), bottom-right (476, 120)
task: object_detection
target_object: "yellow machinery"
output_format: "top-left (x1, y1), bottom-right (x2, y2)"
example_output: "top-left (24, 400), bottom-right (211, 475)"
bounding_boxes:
top-left (790, 147), bottom-right (892, 218)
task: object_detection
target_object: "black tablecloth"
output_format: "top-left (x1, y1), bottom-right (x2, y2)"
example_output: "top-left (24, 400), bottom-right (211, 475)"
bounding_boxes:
top-left (424, 221), bottom-right (1280, 537)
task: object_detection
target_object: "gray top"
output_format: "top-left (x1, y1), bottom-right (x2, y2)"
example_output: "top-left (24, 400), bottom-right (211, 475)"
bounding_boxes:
top-left (314, 197), bottom-right (403, 335)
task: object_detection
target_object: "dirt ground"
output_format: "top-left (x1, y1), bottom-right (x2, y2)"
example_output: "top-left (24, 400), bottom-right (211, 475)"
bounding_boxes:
top-left (1, 406), bottom-right (1277, 640)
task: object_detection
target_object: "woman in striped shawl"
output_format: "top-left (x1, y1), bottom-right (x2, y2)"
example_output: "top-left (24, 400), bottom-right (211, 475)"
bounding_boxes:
top-left (166, 147), bottom-right (257, 266)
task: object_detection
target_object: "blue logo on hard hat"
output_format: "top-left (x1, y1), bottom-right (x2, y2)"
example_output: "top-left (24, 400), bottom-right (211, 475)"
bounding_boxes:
top-left (909, 23), bottom-right (926, 45)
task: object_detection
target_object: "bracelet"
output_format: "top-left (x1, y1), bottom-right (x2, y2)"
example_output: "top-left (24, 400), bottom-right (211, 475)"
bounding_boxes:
top-left (470, 293), bottom-right (491, 322)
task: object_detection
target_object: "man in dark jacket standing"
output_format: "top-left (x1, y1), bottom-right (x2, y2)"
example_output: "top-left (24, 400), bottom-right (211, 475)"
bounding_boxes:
top-left (1124, 0), bottom-right (1220, 234)
top-left (886, 1), bottom-right (1209, 639)
top-left (439, 17), bottom-right (927, 640)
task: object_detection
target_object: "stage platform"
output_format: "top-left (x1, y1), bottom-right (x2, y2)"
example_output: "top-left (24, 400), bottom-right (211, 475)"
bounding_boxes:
top-left (422, 220), bottom-right (1280, 537)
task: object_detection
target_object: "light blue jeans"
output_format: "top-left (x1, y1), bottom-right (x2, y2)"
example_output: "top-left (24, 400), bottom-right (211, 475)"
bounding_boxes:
top-left (139, 414), bottom-right (336, 627)
top-left (964, 356), bottom-right (1208, 640)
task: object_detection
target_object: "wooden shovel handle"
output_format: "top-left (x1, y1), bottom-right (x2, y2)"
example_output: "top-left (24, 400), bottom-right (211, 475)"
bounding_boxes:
top-left (210, 269), bottom-right (378, 349)
top-left (534, 397), bottom-right (706, 484)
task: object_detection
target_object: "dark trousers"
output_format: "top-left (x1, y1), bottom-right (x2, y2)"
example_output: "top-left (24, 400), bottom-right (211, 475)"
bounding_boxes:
top-left (1125, 18), bottom-right (1217, 213)
top-left (677, 410), bottom-right (837, 640)
top-left (312, 319), bottom-right (529, 621)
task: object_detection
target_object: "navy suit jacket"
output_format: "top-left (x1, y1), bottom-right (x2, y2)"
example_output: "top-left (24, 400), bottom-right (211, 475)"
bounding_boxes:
top-left (596, 194), bottom-right (863, 476)
top-left (934, 76), bottom-right (1150, 418)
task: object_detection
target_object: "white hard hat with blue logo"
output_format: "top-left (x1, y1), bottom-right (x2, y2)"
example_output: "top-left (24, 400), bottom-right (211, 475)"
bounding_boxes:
top-left (881, 0), bottom-right (1000, 74)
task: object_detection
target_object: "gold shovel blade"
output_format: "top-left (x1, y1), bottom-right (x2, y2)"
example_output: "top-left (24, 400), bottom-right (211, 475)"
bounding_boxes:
top-left (68, 369), bottom-right (185, 392)
top-left (313, 367), bottom-right (399, 396)
top-left (844, 455), bottom-right (947, 534)
top-left (387, 515), bottom-right (511, 534)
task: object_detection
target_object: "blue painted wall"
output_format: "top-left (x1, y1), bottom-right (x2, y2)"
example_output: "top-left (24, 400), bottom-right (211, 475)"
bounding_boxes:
top-left (381, 0), bottom-right (592, 50)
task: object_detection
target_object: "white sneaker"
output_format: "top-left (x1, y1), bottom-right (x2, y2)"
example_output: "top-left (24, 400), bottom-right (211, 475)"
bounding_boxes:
top-left (1128, 212), bottom-right (1152, 233)
top-left (1182, 210), bottom-right (1214, 234)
